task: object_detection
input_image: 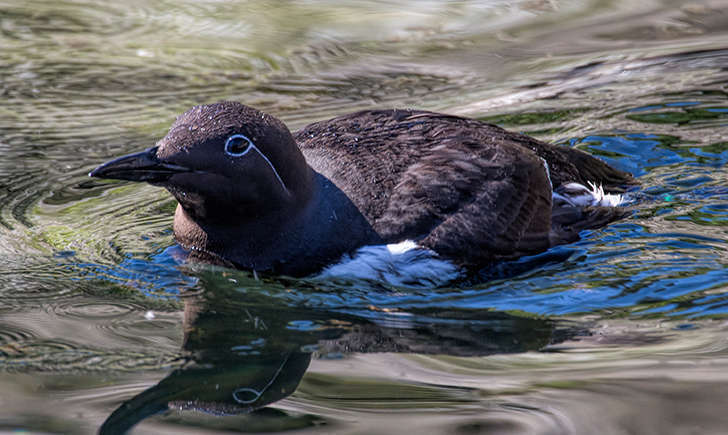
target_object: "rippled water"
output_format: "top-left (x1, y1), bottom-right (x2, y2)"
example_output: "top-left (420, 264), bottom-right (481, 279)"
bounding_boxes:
top-left (1, 0), bottom-right (728, 433)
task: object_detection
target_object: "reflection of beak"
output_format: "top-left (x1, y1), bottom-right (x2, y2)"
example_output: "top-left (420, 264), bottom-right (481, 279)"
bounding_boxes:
top-left (89, 146), bottom-right (191, 183)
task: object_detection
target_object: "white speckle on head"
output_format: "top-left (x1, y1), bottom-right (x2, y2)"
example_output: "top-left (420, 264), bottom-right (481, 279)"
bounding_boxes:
top-left (144, 310), bottom-right (155, 320)
top-left (317, 240), bottom-right (462, 288)
top-left (553, 181), bottom-right (625, 207)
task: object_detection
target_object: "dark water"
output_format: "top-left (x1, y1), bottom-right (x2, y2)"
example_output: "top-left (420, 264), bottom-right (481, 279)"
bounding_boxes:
top-left (2, 1), bottom-right (728, 434)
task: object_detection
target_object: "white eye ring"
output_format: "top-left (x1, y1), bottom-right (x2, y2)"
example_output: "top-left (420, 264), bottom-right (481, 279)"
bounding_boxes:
top-left (224, 134), bottom-right (254, 156)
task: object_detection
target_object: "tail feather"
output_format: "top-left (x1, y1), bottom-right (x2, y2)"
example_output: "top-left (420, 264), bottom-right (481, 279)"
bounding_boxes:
top-left (550, 205), bottom-right (630, 246)
top-left (514, 133), bottom-right (637, 191)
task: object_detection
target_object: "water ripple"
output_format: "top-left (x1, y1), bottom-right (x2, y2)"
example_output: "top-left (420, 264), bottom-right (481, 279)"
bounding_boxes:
top-left (2, 2), bottom-right (728, 432)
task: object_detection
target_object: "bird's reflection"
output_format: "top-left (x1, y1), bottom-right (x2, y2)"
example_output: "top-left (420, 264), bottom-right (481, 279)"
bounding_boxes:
top-left (100, 270), bottom-right (583, 434)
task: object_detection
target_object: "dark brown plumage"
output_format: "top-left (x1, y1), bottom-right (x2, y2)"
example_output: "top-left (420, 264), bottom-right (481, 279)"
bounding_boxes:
top-left (90, 102), bottom-right (635, 276)
top-left (296, 109), bottom-right (633, 266)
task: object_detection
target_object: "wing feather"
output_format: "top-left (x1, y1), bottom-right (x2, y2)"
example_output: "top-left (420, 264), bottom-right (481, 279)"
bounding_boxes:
top-left (376, 140), bottom-right (552, 265)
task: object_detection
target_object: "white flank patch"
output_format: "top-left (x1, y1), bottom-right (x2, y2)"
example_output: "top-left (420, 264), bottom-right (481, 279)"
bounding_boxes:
top-left (552, 181), bottom-right (625, 207)
top-left (317, 240), bottom-right (462, 288)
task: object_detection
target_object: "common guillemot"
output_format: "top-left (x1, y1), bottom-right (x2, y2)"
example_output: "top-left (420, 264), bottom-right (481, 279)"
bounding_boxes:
top-left (90, 102), bottom-right (635, 280)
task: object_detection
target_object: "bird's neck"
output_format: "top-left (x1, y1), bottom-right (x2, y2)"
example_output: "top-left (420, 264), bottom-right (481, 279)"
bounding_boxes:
top-left (173, 171), bottom-right (382, 276)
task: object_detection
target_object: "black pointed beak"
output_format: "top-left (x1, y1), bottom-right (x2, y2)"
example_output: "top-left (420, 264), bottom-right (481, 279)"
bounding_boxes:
top-left (89, 146), bottom-right (191, 183)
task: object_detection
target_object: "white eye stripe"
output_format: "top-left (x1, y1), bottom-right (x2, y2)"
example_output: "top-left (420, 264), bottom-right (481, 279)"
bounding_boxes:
top-left (224, 134), bottom-right (290, 195)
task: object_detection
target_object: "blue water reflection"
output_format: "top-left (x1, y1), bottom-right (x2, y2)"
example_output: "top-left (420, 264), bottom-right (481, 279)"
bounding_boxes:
top-left (70, 108), bottom-right (728, 323)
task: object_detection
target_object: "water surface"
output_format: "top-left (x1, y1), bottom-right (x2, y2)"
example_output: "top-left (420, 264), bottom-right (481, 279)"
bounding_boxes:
top-left (1, 0), bottom-right (728, 433)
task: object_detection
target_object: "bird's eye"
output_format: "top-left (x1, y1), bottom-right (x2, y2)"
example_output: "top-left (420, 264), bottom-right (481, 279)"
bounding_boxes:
top-left (224, 134), bottom-right (254, 156)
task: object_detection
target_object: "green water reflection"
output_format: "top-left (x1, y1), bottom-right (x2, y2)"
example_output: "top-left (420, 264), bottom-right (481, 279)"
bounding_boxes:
top-left (1, 0), bottom-right (728, 434)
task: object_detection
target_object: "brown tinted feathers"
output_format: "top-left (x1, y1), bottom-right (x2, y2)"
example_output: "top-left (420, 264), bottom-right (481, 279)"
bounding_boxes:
top-left (380, 138), bottom-right (553, 265)
top-left (294, 110), bottom-right (593, 265)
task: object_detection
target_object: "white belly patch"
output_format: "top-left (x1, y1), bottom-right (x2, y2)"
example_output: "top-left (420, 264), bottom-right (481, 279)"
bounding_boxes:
top-left (316, 240), bottom-right (462, 288)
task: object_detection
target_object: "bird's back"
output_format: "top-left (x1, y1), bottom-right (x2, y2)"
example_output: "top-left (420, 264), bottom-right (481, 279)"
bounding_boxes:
top-left (294, 109), bottom-right (634, 265)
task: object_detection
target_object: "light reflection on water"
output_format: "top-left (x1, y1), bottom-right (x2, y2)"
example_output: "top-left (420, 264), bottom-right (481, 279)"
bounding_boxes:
top-left (1, 0), bottom-right (728, 433)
